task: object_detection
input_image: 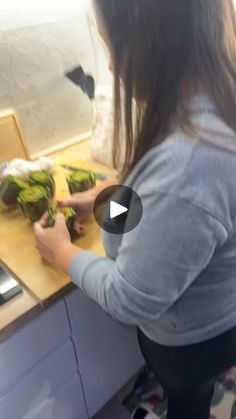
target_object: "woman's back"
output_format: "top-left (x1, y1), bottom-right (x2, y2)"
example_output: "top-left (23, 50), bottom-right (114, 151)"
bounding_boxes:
top-left (98, 93), bottom-right (236, 346)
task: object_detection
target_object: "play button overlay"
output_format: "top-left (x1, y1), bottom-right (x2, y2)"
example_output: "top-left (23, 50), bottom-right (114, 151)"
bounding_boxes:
top-left (110, 201), bottom-right (128, 219)
top-left (93, 185), bottom-right (143, 234)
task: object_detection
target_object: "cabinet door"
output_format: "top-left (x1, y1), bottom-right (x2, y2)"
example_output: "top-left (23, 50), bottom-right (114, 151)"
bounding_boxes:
top-left (23, 375), bottom-right (88, 419)
top-left (0, 300), bottom-right (70, 394)
top-left (0, 341), bottom-right (84, 419)
top-left (66, 290), bottom-right (144, 417)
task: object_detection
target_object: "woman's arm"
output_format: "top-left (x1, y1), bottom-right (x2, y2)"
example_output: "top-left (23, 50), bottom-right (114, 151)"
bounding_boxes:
top-left (67, 191), bottom-right (228, 326)
top-left (34, 176), bottom-right (118, 271)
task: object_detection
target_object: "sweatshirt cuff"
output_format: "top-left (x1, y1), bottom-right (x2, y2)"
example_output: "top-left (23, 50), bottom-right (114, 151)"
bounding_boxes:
top-left (68, 251), bottom-right (115, 303)
top-left (68, 251), bottom-right (100, 288)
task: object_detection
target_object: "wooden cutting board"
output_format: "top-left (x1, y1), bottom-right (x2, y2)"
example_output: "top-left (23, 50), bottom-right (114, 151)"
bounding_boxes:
top-left (0, 110), bottom-right (29, 163)
top-left (0, 144), bottom-right (113, 304)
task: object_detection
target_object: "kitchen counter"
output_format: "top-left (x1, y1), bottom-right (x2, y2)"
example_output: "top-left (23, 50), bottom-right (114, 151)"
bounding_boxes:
top-left (0, 140), bottom-right (144, 419)
top-left (0, 139), bottom-right (114, 339)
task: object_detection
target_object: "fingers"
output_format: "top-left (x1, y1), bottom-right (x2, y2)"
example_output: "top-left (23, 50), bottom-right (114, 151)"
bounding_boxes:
top-left (34, 211), bottom-right (49, 237)
top-left (74, 220), bottom-right (86, 236)
top-left (55, 212), bottom-right (66, 227)
top-left (35, 212), bottom-right (66, 237)
top-left (33, 221), bottom-right (44, 237)
top-left (38, 211), bottom-right (49, 227)
top-left (57, 198), bottom-right (78, 208)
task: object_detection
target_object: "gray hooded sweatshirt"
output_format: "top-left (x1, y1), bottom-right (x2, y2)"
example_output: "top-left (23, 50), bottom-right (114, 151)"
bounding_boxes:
top-left (68, 94), bottom-right (236, 346)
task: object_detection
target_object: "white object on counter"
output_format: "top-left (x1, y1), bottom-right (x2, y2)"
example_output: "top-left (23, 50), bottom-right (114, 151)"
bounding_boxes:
top-left (91, 85), bottom-right (114, 168)
top-left (1, 157), bottom-right (56, 179)
top-left (91, 85), bottom-right (125, 170)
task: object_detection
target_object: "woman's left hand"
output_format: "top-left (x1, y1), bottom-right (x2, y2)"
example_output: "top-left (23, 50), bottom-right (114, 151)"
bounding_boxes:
top-left (34, 212), bottom-right (72, 270)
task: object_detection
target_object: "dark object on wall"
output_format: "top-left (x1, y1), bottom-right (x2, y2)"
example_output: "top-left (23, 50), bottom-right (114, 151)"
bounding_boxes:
top-left (65, 66), bottom-right (95, 100)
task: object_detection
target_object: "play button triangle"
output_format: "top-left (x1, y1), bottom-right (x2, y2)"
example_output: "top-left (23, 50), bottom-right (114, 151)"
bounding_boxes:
top-left (110, 201), bottom-right (128, 219)
top-left (93, 185), bottom-right (143, 234)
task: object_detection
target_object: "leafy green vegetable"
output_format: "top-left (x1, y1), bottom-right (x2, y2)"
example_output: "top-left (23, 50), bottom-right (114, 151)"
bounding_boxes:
top-left (18, 185), bottom-right (49, 222)
top-left (63, 206), bottom-right (76, 236)
top-left (67, 170), bottom-right (96, 194)
top-left (0, 176), bottom-right (29, 207)
top-left (29, 170), bottom-right (55, 199)
top-left (44, 203), bottom-right (58, 228)
top-left (45, 204), bottom-right (77, 238)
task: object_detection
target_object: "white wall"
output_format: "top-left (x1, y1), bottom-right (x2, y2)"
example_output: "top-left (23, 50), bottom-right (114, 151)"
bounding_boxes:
top-left (0, 0), bottom-right (111, 156)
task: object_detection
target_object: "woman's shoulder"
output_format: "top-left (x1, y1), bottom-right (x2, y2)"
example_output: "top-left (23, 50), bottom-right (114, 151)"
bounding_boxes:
top-left (128, 108), bottom-right (236, 231)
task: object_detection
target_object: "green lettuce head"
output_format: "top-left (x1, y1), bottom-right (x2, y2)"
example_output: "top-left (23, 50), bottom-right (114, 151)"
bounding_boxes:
top-left (45, 204), bottom-right (77, 238)
top-left (18, 185), bottom-right (49, 222)
top-left (0, 176), bottom-right (29, 207)
top-left (29, 170), bottom-right (55, 199)
top-left (44, 203), bottom-right (58, 228)
top-left (67, 170), bottom-right (96, 194)
top-left (63, 206), bottom-right (76, 237)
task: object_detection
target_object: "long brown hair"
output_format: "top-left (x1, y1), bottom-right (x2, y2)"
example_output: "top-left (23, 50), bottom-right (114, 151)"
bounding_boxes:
top-left (94, 0), bottom-right (236, 180)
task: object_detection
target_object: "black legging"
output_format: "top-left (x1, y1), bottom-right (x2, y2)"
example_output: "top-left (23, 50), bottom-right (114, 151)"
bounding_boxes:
top-left (138, 326), bottom-right (236, 419)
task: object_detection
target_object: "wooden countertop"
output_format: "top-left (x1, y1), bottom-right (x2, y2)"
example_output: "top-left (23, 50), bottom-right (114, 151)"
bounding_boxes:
top-left (0, 140), bottom-right (114, 338)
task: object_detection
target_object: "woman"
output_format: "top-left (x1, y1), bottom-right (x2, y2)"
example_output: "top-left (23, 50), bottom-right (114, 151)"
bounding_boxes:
top-left (34, 1), bottom-right (236, 418)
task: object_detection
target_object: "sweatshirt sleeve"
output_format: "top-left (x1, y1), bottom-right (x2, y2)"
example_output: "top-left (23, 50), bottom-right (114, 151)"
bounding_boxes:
top-left (68, 188), bottom-right (228, 326)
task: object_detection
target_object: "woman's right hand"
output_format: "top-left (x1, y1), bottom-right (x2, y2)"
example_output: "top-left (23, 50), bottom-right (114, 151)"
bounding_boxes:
top-left (57, 176), bottom-right (118, 223)
top-left (57, 189), bottom-right (96, 223)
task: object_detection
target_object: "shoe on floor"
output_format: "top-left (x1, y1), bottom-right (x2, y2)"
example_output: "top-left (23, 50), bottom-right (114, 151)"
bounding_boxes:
top-left (132, 406), bottom-right (160, 419)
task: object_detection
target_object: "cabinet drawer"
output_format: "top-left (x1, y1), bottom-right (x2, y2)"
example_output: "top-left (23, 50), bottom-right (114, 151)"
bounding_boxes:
top-left (0, 341), bottom-right (79, 419)
top-left (23, 375), bottom-right (88, 419)
top-left (66, 290), bottom-right (144, 417)
top-left (0, 300), bottom-right (70, 394)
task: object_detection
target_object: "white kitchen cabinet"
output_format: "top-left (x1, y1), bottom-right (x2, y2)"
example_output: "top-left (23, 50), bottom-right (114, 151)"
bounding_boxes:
top-left (0, 339), bottom-right (88, 419)
top-left (65, 289), bottom-right (144, 418)
top-left (0, 300), bottom-right (70, 394)
top-left (0, 291), bottom-right (144, 419)
top-left (20, 375), bottom-right (88, 419)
